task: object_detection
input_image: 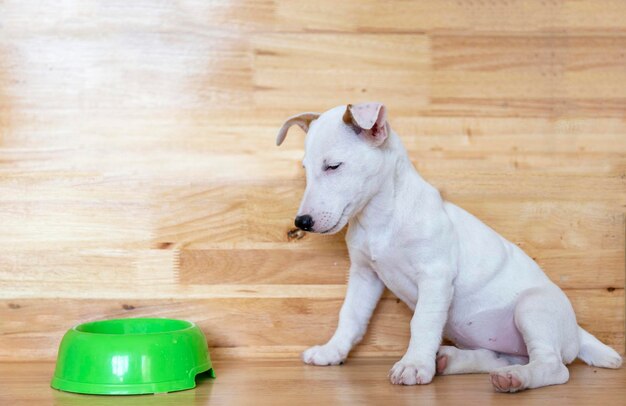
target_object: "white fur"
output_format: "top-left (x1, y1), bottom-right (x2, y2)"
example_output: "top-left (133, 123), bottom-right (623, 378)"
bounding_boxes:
top-left (279, 104), bottom-right (622, 392)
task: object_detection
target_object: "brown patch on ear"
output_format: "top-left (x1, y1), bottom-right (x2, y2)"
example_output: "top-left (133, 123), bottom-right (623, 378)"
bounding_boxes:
top-left (342, 104), bottom-right (361, 134)
top-left (342, 104), bottom-right (353, 126)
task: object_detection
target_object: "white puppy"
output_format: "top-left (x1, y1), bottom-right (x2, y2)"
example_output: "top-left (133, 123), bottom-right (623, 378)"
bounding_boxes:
top-left (276, 103), bottom-right (622, 392)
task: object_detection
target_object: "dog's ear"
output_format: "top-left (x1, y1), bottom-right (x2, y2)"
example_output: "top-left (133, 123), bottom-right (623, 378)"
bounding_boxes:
top-left (343, 102), bottom-right (388, 146)
top-left (276, 112), bottom-right (320, 146)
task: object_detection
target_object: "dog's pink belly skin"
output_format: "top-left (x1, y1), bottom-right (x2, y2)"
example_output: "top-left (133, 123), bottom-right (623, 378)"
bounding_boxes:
top-left (445, 307), bottom-right (528, 356)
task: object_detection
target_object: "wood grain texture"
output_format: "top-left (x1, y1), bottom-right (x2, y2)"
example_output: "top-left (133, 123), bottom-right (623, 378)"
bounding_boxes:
top-left (2, 360), bottom-right (626, 406)
top-left (0, 0), bottom-right (624, 362)
top-left (0, 288), bottom-right (622, 361)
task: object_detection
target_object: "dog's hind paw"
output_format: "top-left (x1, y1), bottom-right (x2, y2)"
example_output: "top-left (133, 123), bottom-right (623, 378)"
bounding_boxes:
top-left (490, 371), bottom-right (523, 393)
top-left (302, 344), bottom-right (346, 366)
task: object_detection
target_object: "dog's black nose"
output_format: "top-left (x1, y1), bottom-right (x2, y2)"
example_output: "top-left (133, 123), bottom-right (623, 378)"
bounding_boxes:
top-left (295, 215), bottom-right (314, 231)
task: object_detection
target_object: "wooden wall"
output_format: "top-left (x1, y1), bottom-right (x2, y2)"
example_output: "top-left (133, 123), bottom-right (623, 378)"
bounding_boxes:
top-left (0, 1), bottom-right (624, 361)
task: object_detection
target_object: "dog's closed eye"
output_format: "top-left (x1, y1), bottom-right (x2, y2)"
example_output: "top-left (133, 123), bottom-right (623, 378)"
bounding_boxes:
top-left (324, 163), bottom-right (342, 171)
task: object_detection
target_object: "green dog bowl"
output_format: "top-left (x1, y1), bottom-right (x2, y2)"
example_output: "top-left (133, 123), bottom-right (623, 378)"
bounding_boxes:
top-left (51, 318), bottom-right (215, 395)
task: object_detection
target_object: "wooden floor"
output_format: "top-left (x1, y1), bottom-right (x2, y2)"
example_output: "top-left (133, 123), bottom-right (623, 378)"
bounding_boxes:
top-left (1, 359), bottom-right (624, 405)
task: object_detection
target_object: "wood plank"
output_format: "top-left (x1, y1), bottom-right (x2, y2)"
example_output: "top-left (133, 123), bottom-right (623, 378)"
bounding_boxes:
top-left (2, 182), bottom-right (622, 249)
top-left (2, 0), bottom-right (626, 36)
top-left (2, 145), bottom-right (623, 198)
top-left (0, 162), bottom-right (622, 253)
top-left (0, 249), bottom-right (624, 299)
top-left (252, 33), bottom-right (430, 112)
top-left (178, 248), bottom-right (624, 289)
top-left (276, 1), bottom-right (626, 33)
top-left (0, 289), bottom-right (622, 361)
top-left (395, 117), bottom-right (626, 153)
top-left (0, 32), bottom-right (252, 114)
top-left (155, 186), bottom-right (625, 249)
top-left (178, 248), bottom-right (349, 285)
top-left (1, 246), bottom-right (621, 300)
top-left (5, 110), bottom-right (626, 151)
top-left (431, 34), bottom-right (626, 117)
top-left (0, 1), bottom-right (276, 35)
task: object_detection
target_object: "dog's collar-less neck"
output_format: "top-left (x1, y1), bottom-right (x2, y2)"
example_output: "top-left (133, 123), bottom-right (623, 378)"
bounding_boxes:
top-left (354, 131), bottom-right (434, 234)
top-left (352, 133), bottom-right (420, 233)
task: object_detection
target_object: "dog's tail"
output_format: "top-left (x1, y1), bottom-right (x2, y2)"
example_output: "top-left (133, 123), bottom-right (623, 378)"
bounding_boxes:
top-left (577, 326), bottom-right (622, 368)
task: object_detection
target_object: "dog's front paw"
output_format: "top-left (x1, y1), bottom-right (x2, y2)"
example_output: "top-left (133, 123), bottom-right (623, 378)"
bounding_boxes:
top-left (389, 358), bottom-right (435, 385)
top-left (302, 344), bottom-right (346, 366)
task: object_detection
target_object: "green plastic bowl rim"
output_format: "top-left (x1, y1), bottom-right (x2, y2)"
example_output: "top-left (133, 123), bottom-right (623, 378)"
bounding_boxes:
top-left (72, 317), bottom-right (197, 336)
